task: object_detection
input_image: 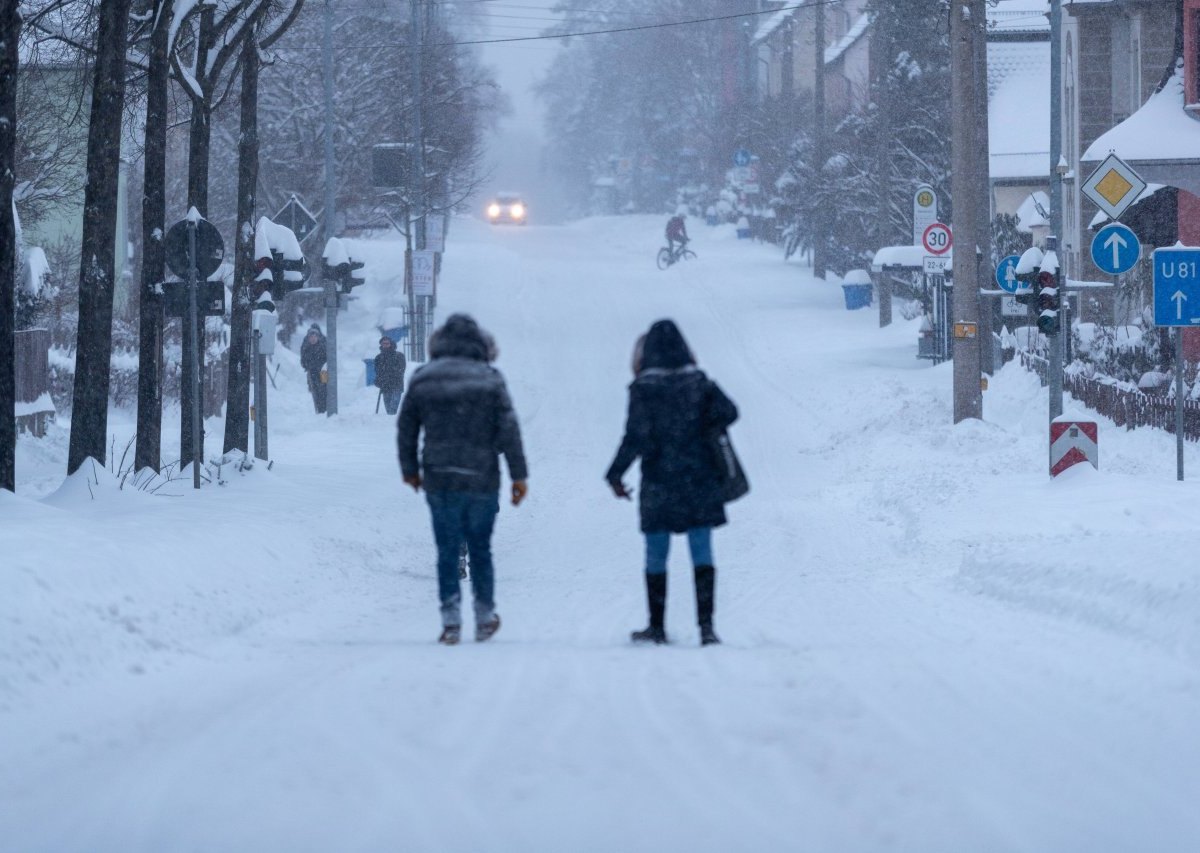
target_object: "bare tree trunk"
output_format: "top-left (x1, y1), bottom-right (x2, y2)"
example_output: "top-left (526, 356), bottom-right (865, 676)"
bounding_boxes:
top-left (811, 0), bottom-right (827, 279)
top-left (224, 29), bottom-right (260, 454)
top-left (872, 9), bottom-right (893, 328)
top-left (67, 0), bottom-right (134, 475)
top-left (0, 0), bottom-right (19, 491)
top-left (136, 2), bottom-right (171, 473)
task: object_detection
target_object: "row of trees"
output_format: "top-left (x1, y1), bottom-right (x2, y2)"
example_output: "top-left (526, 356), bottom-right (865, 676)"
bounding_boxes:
top-left (537, 0), bottom-right (955, 276)
top-left (1, 0), bottom-right (503, 491)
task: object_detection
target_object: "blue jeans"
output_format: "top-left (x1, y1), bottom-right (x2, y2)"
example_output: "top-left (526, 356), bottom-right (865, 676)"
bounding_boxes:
top-left (644, 527), bottom-right (713, 575)
top-left (426, 491), bottom-right (499, 627)
top-left (382, 389), bottom-right (402, 415)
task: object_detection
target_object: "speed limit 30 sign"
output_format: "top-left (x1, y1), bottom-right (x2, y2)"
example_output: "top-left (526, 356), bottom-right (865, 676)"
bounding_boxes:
top-left (922, 222), bottom-right (953, 256)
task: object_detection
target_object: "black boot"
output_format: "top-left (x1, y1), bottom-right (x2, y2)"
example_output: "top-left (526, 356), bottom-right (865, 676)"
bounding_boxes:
top-left (631, 572), bottom-right (668, 644)
top-left (695, 565), bottom-right (720, 646)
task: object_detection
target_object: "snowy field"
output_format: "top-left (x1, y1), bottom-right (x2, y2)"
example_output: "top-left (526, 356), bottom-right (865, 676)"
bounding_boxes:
top-left (3, 215), bottom-right (1200, 852)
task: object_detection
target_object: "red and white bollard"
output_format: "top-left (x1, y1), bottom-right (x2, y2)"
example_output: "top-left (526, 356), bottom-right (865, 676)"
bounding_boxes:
top-left (1050, 417), bottom-right (1098, 477)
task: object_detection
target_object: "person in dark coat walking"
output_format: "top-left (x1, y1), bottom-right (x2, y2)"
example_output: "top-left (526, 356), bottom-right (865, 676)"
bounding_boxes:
top-left (374, 336), bottom-right (407, 415)
top-left (397, 313), bottom-right (529, 645)
top-left (300, 324), bottom-right (328, 414)
top-left (606, 319), bottom-right (738, 646)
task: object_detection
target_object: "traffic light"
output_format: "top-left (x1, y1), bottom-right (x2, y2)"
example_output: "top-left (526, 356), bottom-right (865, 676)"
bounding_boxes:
top-left (1012, 246), bottom-right (1043, 305)
top-left (258, 251), bottom-right (306, 300)
top-left (1036, 268), bottom-right (1059, 336)
top-left (320, 258), bottom-right (367, 294)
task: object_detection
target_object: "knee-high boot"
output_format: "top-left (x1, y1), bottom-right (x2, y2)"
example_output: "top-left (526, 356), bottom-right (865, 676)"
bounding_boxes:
top-left (694, 565), bottom-right (720, 645)
top-left (631, 572), bottom-right (668, 644)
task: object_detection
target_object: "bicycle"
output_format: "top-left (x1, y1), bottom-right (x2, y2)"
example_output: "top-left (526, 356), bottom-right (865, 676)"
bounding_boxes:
top-left (656, 242), bottom-right (697, 270)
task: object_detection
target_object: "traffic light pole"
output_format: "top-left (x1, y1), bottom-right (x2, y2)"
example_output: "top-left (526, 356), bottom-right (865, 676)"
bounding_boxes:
top-left (1048, 0), bottom-right (1064, 421)
top-left (322, 0), bottom-right (339, 415)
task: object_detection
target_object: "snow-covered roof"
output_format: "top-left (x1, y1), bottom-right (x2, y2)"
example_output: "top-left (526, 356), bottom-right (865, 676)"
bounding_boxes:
top-left (753, 6), bottom-right (797, 44)
top-left (825, 13), bottom-right (870, 66)
top-left (987, 1), bottom-right (1049, 34)
top-left (1017, 191), bottom-right (1050, 232)
top-left (1082, 68), bottom-right (1200, 164)
top-left (988, 40), bottom-right (1051, 181)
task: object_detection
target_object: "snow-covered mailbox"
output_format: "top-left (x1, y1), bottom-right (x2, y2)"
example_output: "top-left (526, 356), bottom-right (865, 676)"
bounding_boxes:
top-left (841, 269), bottom-right (873, 310)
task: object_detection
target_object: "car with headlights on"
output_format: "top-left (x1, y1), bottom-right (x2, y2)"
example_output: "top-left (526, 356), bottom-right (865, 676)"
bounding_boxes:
top-left (486, 193), bottom-right (527, 225)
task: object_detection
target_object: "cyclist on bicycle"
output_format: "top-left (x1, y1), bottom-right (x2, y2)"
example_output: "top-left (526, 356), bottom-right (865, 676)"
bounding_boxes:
top-left (665, 210), bottom-right (689, 258)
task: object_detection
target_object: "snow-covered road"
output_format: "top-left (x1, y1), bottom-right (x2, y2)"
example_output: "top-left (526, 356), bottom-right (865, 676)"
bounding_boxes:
top-left (3, 216), bottom-right (1199, 851)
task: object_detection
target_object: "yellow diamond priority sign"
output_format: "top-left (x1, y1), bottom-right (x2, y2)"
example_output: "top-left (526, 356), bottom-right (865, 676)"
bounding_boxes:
top-left (1081, 153), bottom-right (1147, 221)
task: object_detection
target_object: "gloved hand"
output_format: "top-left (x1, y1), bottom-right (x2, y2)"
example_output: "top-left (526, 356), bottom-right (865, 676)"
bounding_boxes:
top-left (512, 480), bottom-right (528, 506)
top-left (609, 480), bottom-right (632, 500)
top-left (403, 474), bottom-right (422, 492)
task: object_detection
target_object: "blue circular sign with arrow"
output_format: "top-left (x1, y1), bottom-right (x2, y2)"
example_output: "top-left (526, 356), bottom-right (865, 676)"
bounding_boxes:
top-left (733, 148), bottom-right (752, 167)
top-left (1091, 223), bottom-right (1141, 276)
top-left (995, 254), bottom-right (1022, 293)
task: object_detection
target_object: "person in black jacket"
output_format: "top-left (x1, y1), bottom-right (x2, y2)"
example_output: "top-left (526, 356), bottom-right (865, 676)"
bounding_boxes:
top-left (300, 324), bottom-right (328, 414)
top-left (397, 314), bottom-right (529, 645)
top-left (606, 319), bottom-right (738, 646)
top-left (374, 336), bottom-right (406, 415)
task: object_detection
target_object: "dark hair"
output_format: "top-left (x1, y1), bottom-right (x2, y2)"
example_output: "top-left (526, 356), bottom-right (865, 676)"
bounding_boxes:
top-left (639, 319), bottom-right (694, 370)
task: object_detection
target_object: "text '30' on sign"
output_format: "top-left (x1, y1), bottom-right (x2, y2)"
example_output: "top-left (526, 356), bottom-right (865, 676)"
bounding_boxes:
top-left (1152, 246), bottom-right (1200, 327)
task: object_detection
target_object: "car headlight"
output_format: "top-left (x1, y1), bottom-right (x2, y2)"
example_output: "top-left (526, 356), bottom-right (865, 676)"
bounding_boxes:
top-left (487, 203), bottom-right (501, 218)
top-left (510, 203), bottom-right (525, 219)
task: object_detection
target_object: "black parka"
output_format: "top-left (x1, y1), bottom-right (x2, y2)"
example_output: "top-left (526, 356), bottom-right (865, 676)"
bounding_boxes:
top-left (606, 321), bottom-right (738, 533)
top-left (397, 314), bottom-right (527, 493)
top-left (374, 349), bottom-right (406, 392)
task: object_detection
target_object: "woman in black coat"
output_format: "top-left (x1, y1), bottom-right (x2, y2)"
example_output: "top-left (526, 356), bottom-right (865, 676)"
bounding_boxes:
top-left (606, 319), bottom-right (738, 646)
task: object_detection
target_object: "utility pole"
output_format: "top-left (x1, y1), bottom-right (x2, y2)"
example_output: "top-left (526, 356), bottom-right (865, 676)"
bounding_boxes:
top-left (811, 0), bottom-right (827, 279)
top-left (321, 0), bottom-right (339, 415)
top-left (950, 0), bottom-right (984, 422)
top-left (409, 0), bottom-right (428, 358)
top-left (973, 5), bottom-right (995, 375)
top-left (1048, 0), bottom-right (1065, 420)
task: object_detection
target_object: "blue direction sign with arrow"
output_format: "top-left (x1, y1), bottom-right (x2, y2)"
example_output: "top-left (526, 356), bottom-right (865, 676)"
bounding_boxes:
top-left (995, 254), bottom-right (1021, 293)
top-left (1091, 223), bottom-right (1141, 275)
top-left (1152, 246), bottom-right (1200, 326)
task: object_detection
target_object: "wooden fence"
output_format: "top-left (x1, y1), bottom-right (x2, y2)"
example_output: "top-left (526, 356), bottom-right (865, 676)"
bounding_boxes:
top-left (1018, 350), bottom-right (1200, 441)
top-left (14, 329), bottom-right (55, 437)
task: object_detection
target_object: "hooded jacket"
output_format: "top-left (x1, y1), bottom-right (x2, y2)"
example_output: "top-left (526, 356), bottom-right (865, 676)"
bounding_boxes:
top-left (607, 320), bottom-right (738, 533)
top-left (397, 314), bottom-right (527, 493)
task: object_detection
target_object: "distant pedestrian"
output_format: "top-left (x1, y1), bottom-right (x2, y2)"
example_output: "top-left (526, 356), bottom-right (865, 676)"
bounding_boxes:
top-left (606, 319), bottom-right (738, 646)
top-left (374, 336), bottom-right (407, 415)
top-left (300, 324), bottom-right (328, 414)
top-left (397, 313), bottom-right (528, 645)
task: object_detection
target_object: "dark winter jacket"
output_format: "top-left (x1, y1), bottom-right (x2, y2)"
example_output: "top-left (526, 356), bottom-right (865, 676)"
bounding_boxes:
top-left (397, 314), bottom-right (527, 493)
top-left (300, 331), bottom-right (327, 374)
top-left (374, 349), bottom-right (406, 392)
top-left (607, 321), bottom-right (738, 533)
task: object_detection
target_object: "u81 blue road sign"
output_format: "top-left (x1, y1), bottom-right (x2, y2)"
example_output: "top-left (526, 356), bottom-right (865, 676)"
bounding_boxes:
top-left (1091, 223), bottom-right (1141, 276)
top-left (1152, 246), bottom-right (1200, 326)
top-left (995, 254), bottom-right (1021, 293)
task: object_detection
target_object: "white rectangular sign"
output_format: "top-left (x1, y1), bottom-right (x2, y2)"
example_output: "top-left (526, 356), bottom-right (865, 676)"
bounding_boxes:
top-left (426, 217), bottom-right (445, 253)
top-left (913, 184), bottom-right (938, 247)
top-left (923, 256), bottom-right (949, 275)
top-left (412, 249), bottom-right (435, 296)
top-left (1001, 295), bottom-right (1025, 317)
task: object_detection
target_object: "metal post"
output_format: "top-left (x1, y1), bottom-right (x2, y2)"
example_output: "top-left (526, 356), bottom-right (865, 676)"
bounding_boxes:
top-left (187, 219), bottom-right (201, 489)
top-left (409, 0), bottom-right (428, 362)
top-left (1048, 0), bottom-right (1064, 421)
top-left (322, 0), bottom-right (339, 415)
top-left (1177, 328), bottom-right (1185, 481)
top-left (252, 329), bottom-right (263, 460)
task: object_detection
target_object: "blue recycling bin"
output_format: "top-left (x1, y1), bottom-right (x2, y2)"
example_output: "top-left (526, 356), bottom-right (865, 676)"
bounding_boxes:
top-left (363, 357), bottom-right (376, 388)
top-left (841, 283), bottom-right (873, 310)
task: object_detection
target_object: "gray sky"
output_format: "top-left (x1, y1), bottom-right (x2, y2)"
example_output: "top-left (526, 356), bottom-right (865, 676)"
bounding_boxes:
top-left (474, 0), bottom-right (570, 223)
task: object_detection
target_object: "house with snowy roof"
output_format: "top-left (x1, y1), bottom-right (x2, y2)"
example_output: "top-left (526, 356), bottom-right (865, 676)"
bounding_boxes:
top-left (1061, 0), bottom-right (1196, 296)
top-left (987, 2), bottom-right (1053, 229)
top-left (752, 0), bottom-right (872, 118)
